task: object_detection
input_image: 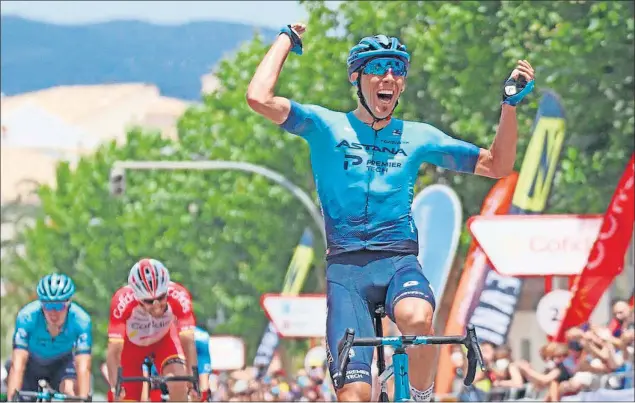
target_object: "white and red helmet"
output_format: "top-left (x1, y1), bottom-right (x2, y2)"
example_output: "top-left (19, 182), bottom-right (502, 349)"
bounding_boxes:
top-left (128, 258), bottom-right (170, 300)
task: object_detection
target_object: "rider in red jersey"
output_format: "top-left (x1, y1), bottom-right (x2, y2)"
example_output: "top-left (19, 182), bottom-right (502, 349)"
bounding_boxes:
top-left (105, 258), bottom-right (199, 402)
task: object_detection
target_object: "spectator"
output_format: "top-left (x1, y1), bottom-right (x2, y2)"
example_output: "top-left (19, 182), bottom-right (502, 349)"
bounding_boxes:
top-left (458, 341), bottom-right (495, 401)
top-left (490, 344), bottom-right (524, 390)
top-left (607, 300), bottom-right (632, 346)
top-left (516, 343), bottom-right (573, 401)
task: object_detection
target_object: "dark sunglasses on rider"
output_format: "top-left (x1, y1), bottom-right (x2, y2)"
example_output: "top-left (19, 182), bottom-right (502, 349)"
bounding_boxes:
top-left (141, 293), bottom-right (167, 305)
top-left (362, 58), bottom-right (408, 77)
top-left (41, 300), bottom-right (70, 312)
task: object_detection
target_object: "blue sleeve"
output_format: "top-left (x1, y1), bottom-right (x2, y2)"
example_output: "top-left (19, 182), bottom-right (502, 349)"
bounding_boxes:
top-left (74, 315), bottom-right (92, 355)
top-left (423, 125), bottom-right (481, 173)
top-left (196, 335), bottom-right (212, 374)
top-left (279, 100), bottom-right (321, 139)
top-left (12, 312), bottom-right (32, 351)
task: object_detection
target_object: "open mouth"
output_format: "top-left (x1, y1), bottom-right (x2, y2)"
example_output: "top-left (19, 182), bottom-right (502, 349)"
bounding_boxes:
top-left (377, 89), bottom-right (395, 104)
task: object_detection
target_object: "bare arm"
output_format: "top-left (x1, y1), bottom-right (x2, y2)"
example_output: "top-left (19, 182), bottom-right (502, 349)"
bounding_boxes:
top-left (494, 363), bottom-right (525, 388)
top-left (74, 354), bottom-right (92, 398)
top-left (603, 342), bottom-right (622, 371)
top-left (6, 349), bottom-right (29, 401)
top-left (179, 331), bottom-right (198, 375)
top-left (474, 104), bottom-right (518, 178)
top-left (520, 366), bottom-right (561, 388)
top-left (246, 24), bottom-right (305, 124)
top-left (199, 373), bottom-right (210, 399)
top-left (106, 340), bottom-right (124, 397)
top-left (474, 60), bottom-right (535, 178)
top-left (583, 337), bottom-right (610, 362)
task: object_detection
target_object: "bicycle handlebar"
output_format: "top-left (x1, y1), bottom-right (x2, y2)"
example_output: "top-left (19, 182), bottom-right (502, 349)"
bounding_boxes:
top-left (333, 324), bottom-right (485, 389)
top-left (114, 366), bottom-right (200, 398)
top-left (11, 390), bottom-right (91, 402)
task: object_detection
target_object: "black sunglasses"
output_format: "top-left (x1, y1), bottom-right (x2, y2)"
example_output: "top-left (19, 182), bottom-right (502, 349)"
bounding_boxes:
top-left (141, 294), bottom-right (167, 305)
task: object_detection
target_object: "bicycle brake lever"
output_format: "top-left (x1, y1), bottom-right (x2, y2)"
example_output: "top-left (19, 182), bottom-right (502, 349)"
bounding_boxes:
top-left (115, 367), bottom-right (123, 399)
top-left (467, 325), bottom-right (485, 370)
top-left (333, 328), bottom-right (355, 390)
top-left (191, 366), bottom-right (200, 393)
top-left (463, 324), bottom-right (485, 386)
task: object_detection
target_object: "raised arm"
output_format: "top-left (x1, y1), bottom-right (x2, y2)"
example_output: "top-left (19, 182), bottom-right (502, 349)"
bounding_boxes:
top-left (474, 60), bottom-right (535, 178)
top-left (246, 23), bottom-right (305, 124)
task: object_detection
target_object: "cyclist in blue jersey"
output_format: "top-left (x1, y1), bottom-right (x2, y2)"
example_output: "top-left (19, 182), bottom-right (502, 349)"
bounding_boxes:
top-left (6, 274), bottom-right (92, 402)
top-left (145, 326), bottom-right (213, 401)
top-left (194, 326), bottom-right (213, 400)
top-left (247, 23), bottom-right (534, 402)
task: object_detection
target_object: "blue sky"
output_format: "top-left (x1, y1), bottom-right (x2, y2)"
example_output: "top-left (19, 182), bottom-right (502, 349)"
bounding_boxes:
top-left (0, 1), bottom-right (339, 28)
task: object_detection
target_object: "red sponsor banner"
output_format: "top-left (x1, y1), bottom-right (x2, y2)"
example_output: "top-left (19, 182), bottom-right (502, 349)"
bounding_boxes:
top-left (555, 154), bottom-right (635, 342)
top-left (435, 172), bottom-right (519, 396)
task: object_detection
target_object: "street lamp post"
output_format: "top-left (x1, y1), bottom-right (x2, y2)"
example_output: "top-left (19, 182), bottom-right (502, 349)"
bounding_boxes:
top-left (109, 160), bottom-right (326, 245)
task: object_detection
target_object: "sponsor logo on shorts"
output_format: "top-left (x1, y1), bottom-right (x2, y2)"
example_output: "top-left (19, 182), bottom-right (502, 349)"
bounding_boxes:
top-left (345, 369), bottom-right (369, 381)
top-left (395, 290), bottom-right (431, 303)
top-left (403, 281), bottom-right (419, 287)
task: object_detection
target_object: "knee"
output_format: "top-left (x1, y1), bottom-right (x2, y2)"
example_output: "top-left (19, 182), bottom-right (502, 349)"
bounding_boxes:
top-left (60, 379), bottom-right (76, 395)
top-left (336, 383), bottom-right (372, 402)
top-left (394, 298), bottom-right (434, 335)
top-left (163, 364), bottom-right (188, 395)
top-left (169, 381), bottom-right (188, 395)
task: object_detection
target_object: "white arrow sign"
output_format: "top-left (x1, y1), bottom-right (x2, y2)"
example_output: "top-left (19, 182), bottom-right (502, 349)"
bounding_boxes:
top-left (468, 214), bottom-right (603, 277)
top-left (260, 294), bottom-right (327, 338)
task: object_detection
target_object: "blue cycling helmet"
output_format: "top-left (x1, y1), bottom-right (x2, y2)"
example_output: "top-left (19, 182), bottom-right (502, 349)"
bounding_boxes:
top-left (347, 35), bottom-right (411, 126)
top-left (347, 34), bottom-right (410, 80)
top-left (36, 273), bottom-right (75, 302)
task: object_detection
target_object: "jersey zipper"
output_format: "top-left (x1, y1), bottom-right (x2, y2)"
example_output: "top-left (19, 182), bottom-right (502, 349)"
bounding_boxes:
top-left (363, 129), bottom-right (379, 245)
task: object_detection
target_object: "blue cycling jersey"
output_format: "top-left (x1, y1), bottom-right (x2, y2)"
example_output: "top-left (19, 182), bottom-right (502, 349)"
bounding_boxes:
top-left (280, 101), bottom-right (481, 257)
top-left (149, 326), bottom-right (211, 375)
top-left (194, 326), bottom-right (212, 374)
top-left (13, 301), bottom-right (92, 363)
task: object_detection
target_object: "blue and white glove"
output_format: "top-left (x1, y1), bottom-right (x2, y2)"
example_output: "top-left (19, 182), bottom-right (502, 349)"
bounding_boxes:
top-left (502, 74), bottom-right (534, 106)
top-left (279, 25), bottom-right (303, 56)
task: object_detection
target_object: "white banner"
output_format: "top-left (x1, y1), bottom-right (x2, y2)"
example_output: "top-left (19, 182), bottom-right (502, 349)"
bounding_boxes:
top-left (411, 184), bottom-right (463, 320)
top-left (261, 294), bottom-right (326, 338)
top-left (469, 215), bottom-right (603, 277)
top-left (209, 336), bottom-right (246, 371)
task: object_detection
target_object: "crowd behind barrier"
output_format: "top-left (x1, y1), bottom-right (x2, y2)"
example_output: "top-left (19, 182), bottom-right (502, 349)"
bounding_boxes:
top-left (450, 299), bottom-right (634, 402)
top-left (208, 365), bottom-right (336, 402)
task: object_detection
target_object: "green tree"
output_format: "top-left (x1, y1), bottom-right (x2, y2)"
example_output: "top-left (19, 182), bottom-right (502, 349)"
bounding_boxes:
top-left (2, 1), bottom-right (632, 390)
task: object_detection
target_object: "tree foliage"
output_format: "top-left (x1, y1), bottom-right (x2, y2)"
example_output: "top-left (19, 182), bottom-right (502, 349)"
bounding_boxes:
top-left (1, 1), bottom-right (632, 390)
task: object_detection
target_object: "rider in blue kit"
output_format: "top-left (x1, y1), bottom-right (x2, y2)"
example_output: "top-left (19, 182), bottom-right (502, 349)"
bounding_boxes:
top-left (247, 22), bottom-right (534, 402)
top-left (6, 274), bottom-right (92, 402)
